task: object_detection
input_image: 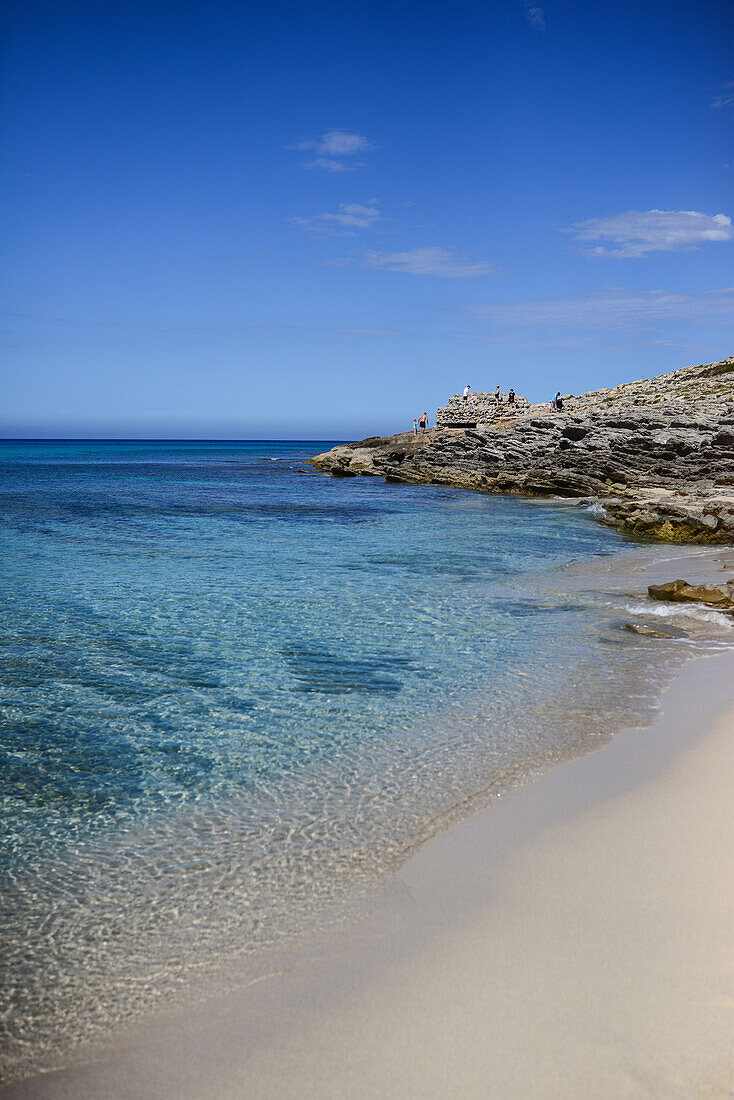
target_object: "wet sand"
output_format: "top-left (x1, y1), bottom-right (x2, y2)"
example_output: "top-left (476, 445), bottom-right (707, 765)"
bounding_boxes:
top-left (7, 643), bottom-right (734, 1099)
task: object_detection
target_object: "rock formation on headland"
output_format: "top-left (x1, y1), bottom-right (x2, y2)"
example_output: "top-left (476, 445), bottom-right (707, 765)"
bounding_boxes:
top-left (310, 356), bottom-right (734, 543)
top-left (435, 390), bottom-right (531, 427)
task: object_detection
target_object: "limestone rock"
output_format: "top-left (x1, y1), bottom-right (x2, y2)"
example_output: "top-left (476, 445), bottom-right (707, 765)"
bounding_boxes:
top-left (310, 355), bottom-right (734, 544)
top-left (647, 579), bottom-right (734, 609)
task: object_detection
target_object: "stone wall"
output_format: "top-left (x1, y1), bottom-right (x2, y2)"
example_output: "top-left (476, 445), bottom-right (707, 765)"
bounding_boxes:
top-left (436, 392), bottom-right (530, 428)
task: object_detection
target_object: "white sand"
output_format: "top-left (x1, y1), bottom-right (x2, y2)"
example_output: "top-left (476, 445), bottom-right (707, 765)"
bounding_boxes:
top-left (7, 650), bottom-right (734, 1099)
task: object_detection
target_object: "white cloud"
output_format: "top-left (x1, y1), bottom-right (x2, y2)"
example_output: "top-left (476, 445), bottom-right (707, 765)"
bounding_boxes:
top-left (522, 0), bottom-right (546, 30)
top-left (315, 131), bottom-right (369, 156)
top-left (469, 287), bottom-right (734, 330)
top-left (292, 203), bottom-right (382, 235)
top-left (712, 81), bottom-right (734, 108)
top-left (293, 130), bottom-right (374, 171)
top-left (360, 247), bottom-right (495, 278)
top-left (564, 209), bottom-right (734, 258)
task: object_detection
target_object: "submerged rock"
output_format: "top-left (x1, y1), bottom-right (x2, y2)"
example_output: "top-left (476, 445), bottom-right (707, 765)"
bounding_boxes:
top-left (622, 622), bottom-right (690, 639)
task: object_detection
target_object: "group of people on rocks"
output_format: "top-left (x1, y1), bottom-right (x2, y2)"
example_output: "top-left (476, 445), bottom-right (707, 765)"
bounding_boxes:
top-left (414, 384), bottom-right (566, 434)
top-left (460, 383), bottom-right (565, 412)
top-left (461, 384), bottom-right (516, 406)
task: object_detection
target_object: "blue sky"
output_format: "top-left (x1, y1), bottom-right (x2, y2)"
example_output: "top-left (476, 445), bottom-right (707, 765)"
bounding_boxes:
top-left (2, 0), bottom-right (733, 438)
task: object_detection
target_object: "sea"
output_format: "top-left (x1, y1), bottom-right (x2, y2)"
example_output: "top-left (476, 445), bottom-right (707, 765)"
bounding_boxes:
top-left (1, 439), bottom-right (731, 1083)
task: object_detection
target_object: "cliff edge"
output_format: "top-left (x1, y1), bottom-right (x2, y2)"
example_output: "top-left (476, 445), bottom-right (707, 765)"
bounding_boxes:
top-left (310, 356), bottom-right (734, 543)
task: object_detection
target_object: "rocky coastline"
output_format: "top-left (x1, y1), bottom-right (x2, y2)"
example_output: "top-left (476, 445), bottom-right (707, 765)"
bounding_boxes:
top-left (310, 356), bottom-right (734, 544)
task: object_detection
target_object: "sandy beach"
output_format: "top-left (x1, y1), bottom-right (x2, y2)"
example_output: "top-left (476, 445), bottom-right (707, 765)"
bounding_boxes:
top-left (7, 639), bottom-right (734, 1099)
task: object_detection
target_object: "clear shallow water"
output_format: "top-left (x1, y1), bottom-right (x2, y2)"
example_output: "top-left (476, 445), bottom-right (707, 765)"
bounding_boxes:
top-left (0, 441), bottom-right (730, 1080)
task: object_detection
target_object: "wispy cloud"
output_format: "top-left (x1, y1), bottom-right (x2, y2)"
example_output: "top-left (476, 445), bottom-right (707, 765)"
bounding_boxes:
top-left (292, 202), bottom-right (382, 236)
top-left (711, 80), bottom-right (734, 108)
top-left (522, 0), bottom-right (546, 31)
top-left (469, 287), bottom-right (734, 330)
top-left (358, 247), bottom-right (495, 278)
top-left (563, 209), bottom-right (734, 258)
top-left (292, 130), bottom-right (374, 171)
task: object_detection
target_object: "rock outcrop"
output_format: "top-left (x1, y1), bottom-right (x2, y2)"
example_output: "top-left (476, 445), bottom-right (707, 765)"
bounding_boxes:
top-left (310, 357), bottom-right (734, 544)
top-left (647, 579), bottom-right (734, 609)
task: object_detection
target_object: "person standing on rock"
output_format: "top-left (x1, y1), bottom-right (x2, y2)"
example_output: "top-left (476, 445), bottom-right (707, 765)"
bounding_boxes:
top-left (555, 392), bottom-right (564, 411)
top-left (419, 412), bottom-right (428, 434)
top-left (463, 384), bottom-right (471, 404)
top-left (494, 386), bottom-right (500, 404)
top-left (413, 418), bottom-right (418, 434)
top-left (508, 388), bottom-right (516, 406)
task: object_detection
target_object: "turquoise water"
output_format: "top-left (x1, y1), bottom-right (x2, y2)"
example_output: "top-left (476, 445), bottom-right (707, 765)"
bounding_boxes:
top-left (0, 440), bottom-right (715, 1079)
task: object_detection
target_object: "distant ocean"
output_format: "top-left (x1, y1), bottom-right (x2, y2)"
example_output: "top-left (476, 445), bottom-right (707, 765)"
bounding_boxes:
top-left (1, 440), bottom-right (730, 1082)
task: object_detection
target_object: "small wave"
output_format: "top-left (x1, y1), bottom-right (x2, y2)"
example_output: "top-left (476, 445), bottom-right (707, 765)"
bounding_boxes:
top-left (585, 502), bottom-right (608, 517)
top-left (618, 600), bottom-right (734, 629)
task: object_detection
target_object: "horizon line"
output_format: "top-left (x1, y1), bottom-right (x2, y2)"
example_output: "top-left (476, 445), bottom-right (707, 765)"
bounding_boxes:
top-left (0, 437), bottom-right (348, 443)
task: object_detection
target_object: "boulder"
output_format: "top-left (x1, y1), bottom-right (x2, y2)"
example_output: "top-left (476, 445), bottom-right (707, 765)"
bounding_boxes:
top-left (647, 579), bottom-right (734, 609)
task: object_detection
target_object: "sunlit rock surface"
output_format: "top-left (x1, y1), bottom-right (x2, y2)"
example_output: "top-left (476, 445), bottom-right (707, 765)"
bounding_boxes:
top-left (310, 357), bottom-right (734, 543)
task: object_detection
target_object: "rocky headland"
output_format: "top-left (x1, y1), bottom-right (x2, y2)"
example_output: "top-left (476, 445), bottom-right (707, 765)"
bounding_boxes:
top-left (310, 356), bottom-right (734, 543)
